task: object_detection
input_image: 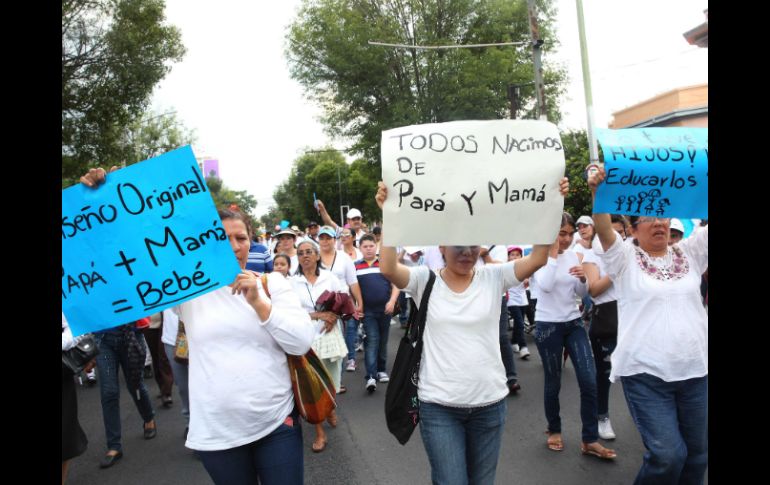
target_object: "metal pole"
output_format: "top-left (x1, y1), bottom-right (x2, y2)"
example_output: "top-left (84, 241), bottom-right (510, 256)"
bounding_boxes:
top-left (337, 164), bottom-right (344, 224)
top-left (527, 0), bottom-right (547, 120)
top-left (576, 0), bottom-right (600, 164)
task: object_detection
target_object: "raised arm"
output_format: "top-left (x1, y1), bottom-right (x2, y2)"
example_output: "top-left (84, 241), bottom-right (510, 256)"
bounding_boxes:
top-left (587, 165), bottom-right (616, 251)
top-left (315, 200), bottom-right (340, 231)
top-left (374, 182), bottom-right (411, 289)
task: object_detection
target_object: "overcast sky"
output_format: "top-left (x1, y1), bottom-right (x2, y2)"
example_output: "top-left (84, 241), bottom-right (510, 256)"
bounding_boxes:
top-left (152, 0), bottom-right (708, 218)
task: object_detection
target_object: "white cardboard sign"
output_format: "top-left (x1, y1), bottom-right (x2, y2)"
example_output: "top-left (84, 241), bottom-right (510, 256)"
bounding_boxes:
top-left (381, 120), bottom-right (565, 246)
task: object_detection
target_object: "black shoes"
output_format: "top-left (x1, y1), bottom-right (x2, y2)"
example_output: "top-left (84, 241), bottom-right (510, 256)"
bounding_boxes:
top-left (143, 420), bottom-right (157, 440)
top-left (161, 395), bottom-right (173, 408)
top-left (508, 382), bottom-right (521, 394)
top-left (99, 450), bottom-right (123, 468)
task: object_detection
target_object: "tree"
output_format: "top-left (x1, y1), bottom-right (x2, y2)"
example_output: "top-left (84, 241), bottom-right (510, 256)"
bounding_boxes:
top-left (561, 129), bottom-right (593, 219)
top-left (287, 0), bottom-right (566, 164)
top-left (206, 176), bottom-right (259, 228)
top-left (62, 0), bottom-right (185, 184)
top-left (121, 111), bottom-right (197, 165)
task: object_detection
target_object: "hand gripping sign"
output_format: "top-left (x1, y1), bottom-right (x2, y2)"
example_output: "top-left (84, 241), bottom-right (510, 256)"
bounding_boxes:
top-left (381, 120), bottom-right (566, 246)
top-left (594, 127), bottom-right (708, 219)
top-left (62, 145), bottom-right (241, 336)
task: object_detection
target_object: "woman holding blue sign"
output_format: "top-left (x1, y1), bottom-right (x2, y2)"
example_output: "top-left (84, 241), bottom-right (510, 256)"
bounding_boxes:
top-left (81, 167), bottom-right (316, 485)
top-left (588, 166), bottom-right (708, 485)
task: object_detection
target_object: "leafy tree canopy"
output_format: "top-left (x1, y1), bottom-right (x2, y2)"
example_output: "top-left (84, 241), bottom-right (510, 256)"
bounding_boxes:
top-left (287, 0), bottom-right (566, 163)
top-left (62, 0), bottom-right (185, 184)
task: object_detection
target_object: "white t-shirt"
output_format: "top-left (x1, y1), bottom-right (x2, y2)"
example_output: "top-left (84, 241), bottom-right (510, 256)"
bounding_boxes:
top-left (581, 247), bottom-right (618, 304)
top-left (597, 227), bottom-right (708, 383)
top-left (290, 269), bottom-right (345, 332)
top-left (531, 249), bottom-right (588, 322)
top-left (160, 308), bottom-right (180, 346)
top-left (322, 250), bottom-right (358, 294)
top-left (404, 262), bottom-right (520, 407)
top-left (506, 282), bottom-right (529, 307)
top-left (176, 273), bottom-right (315, 451)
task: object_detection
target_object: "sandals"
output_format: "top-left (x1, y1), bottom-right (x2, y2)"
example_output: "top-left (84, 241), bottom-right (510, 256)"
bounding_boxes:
top-left (312, 437), bottom-right (327, 453)
top-left (338, 385), bottom-right (347, 394)
top-left (581, 442), bottom-right (617, 460)
top-left (545, 431), bottom-right (563, 452)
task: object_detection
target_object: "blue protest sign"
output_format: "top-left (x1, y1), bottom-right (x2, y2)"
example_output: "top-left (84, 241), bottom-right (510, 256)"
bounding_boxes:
top-left (594, 128), bottom-right (708, 218)
top-left (62, 145), bottom-right (242, 336)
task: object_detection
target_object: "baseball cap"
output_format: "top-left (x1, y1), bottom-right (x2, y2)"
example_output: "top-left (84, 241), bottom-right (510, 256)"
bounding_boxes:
top-left (275, 229), bottom-right (297, 239)
top-left (347, 208), bottom-right (362, 219)
top-left (576, 215), bottom-right (594, 226)
top-left (670, 218), bottom-right (685, 234)
top-left (507, 245), bottom-right (523, 254)
top-left (307, 221), bottom-right (319, 227)
top-left (318, 226), bottom-right (337, 238)
top-left (404, 246), bottom-right (424, 255)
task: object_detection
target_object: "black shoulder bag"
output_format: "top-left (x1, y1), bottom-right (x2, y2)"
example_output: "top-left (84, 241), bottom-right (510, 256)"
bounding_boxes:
top-left (385, 270), bottom-right (436, 445)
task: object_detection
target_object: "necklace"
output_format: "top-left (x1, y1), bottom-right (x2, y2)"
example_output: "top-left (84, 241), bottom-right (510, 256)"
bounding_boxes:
top-left (634, 245), bottom-right (689, 281)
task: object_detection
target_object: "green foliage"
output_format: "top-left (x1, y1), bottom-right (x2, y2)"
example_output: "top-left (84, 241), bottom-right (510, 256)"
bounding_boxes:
top-left (561, 129), bottom-right (592, 218)
top-left (206, 176), bottom-right (259, 228)
top-left (287, 0), bottom-right (567, 165)
top-left (62, 0), bottom-right (186, 185)
top-left (265, 149), bottom-right (382, 230)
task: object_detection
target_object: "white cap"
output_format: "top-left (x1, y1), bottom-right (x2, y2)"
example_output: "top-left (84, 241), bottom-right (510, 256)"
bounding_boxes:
top-left (576, 215), bottom-right (594, 226)
top-left (404, 246), bottom-right (424, 255)
top-left (670, 218), bottom-right (685, 234)
top-left (346, 208), bottom-right (362, 219)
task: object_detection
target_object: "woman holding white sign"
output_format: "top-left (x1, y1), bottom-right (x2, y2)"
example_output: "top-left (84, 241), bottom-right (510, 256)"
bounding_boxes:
top-left (79, 169), bottom-right (315, 485)
top-left (375, 178), bottom-right (568, 485)
top-left (588, 166), bottom-right (708, 485)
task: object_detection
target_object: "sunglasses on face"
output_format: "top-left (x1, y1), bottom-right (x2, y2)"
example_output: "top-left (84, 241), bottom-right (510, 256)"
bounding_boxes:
top-left (637, 217), bottom-right (671, 224)
top-left (297, 250), bottom-right (316, 256)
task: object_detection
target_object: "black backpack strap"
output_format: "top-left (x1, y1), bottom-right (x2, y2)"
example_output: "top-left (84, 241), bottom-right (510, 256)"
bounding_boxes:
top-left (409, 270), bottom-right (436, 344)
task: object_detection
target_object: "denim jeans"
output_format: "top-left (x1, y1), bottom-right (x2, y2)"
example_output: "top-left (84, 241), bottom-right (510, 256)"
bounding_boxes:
top-left (507, 305), bottom-right (527, 347)
top-left (419, 399), bottom-right (506, 485)
top-left (534, 318), bottom-right (599, 443)
top-left (621, 373), bottom-right (708, 485)
top-left (163, 343), bottom-right (190, 422)
top-left (498, 298), bottom-right (517, 384)
top-left (343, 317), bottom-right (358, 361)
top-left (363, 311), bottom-right (391, 379)
top-left (94, 330), bottom-right (155, 452)
top-left (197, 407), bottom-right (303, 485)
top-left (398, 291), bottom-right (409, 324)
top-left (589, 334), bottom-right (616, 418)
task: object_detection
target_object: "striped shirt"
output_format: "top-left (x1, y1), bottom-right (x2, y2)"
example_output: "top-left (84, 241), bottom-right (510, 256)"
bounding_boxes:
top-left (246, 242), bottom-right (273, 273)
top-left (354, 258), bottom-right (392, 312)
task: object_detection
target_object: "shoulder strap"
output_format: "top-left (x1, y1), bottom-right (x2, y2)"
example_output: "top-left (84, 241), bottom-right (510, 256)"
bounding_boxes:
top-left (410, 270), bottom-right (436, 344)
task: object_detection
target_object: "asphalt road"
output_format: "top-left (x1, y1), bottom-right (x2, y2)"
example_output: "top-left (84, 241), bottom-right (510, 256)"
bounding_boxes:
top-left (66, 322), bottom-right (708, 484)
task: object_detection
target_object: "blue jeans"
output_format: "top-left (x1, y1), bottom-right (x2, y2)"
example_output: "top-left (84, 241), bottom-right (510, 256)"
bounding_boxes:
top-left (398, 291), bottom-right (409, 324)
top-left (621, 373), bottom-right (708, 485)
top-left (419, 399), bottom-right (506, 485)
top-left (507, 305), bottom-right (527, 347)
top-left (343, 317), bottom-right (358, 361)
top-left (163, 343), bottom-right (190, 422)
top-left (534, 318), bottom-right (599, 442)
top-left (498, 298), bottom-right (517, 384)
top-left (197, 407), bottom-right (303, 485)
top-left (589, 334), bottom-right (616, 418)
top-left (94, 330), bottom-right (155, 452)
top-left (363, 311), bottom-right (391, 379)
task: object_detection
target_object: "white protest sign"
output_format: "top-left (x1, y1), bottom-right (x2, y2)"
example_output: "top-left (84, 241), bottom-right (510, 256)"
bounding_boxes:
top-left (381, 120), bottom-right (565, 246)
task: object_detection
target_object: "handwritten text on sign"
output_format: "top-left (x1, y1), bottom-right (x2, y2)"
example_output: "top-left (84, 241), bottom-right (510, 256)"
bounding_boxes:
top-left (61, 145), bottom-right (241, 336)
top-left (594, 127), bottom-right (708, 218)
top-left (381, 120), bottom-right (565, 245)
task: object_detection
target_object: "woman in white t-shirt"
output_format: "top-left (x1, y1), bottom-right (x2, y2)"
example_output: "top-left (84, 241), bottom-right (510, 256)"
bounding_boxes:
top-left (79, 171), bottom-right (315, 484)
top-left (530, 213), bottom-right (616, 460)
top-left (290, 240), bottom-right (349, 453)
top-left (272, 229), bottom-right (299, 270)
top-left (589, 167), bottom-right (708, 484)
top-left (374, 179), bottom-right (569, 484)
top-left (317, 225), bottom-right (364, 379)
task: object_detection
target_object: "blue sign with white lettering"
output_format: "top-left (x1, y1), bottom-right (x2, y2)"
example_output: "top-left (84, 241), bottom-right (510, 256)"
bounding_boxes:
top-left (594, 127), bottom-right (708, 218)
top-left (62, 145), bottom-right (241, 336)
